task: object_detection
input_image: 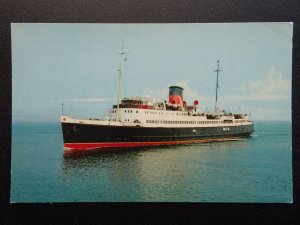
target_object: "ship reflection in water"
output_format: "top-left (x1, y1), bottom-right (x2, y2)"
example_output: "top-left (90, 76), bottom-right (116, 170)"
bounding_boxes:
top-left (62, 139), bottom-right (254, 202)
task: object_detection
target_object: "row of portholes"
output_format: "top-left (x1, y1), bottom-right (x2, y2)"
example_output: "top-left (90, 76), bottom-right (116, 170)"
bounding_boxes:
top-left (144, 111), bottom-right (188, 116)
top-left (125, 110), bottom-right (138, 113)
top-left (110, 109), bottom-right (190, 117)
top-left (146, 120), bottom-right (222, 124)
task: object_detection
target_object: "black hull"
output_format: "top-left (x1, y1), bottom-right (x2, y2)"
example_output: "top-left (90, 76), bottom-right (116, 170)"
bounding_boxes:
top-left (62, 122), bottom-right (254, 150)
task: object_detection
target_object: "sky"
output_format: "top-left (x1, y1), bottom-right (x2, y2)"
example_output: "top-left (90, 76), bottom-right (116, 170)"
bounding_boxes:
top-left (12, 23), bottom-right (293, 122)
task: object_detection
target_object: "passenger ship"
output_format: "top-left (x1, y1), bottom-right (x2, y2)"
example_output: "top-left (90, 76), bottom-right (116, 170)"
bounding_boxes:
top-left (61, 48), bottom-right (254, 151)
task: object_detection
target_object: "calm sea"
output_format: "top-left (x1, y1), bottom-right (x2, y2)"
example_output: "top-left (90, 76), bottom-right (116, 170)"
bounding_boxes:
top-left (11, 121), bottom-right (292, 203)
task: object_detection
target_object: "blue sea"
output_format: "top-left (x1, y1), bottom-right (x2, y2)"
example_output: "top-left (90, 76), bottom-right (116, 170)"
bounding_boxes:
top-left (11, 121), bottom-right (292, 202)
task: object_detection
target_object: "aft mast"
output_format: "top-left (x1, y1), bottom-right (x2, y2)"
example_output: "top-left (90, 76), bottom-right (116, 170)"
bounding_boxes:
top-left (214, 60), bottom-right (222, 113)
top-left (116, 45), bottom-right (126, 122)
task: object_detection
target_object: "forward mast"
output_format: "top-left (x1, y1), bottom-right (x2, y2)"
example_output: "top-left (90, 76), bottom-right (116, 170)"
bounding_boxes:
top-left (116, 45), bottom-right (126, 122)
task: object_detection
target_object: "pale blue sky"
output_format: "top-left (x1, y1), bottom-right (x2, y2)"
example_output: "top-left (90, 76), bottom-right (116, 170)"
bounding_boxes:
top-left (12, 23), bottom-right (293, 122)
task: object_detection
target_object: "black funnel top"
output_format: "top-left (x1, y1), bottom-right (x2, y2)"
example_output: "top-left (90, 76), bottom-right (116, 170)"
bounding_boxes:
top-left (169, 86), bottom-right (184, 96)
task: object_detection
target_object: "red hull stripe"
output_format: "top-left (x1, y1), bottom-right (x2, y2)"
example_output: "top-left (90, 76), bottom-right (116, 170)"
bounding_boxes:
top-left (64, 137), bottom-right (242, 150)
